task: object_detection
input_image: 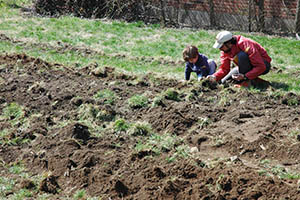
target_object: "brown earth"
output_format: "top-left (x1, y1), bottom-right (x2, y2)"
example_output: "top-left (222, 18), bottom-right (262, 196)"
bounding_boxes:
top-left (0, 53), bottom-right (300, 200)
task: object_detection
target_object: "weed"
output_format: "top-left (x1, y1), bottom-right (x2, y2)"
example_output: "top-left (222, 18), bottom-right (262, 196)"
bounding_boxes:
top-left (218, 95), bottom-right (231, 107)
top-left (287, 98), bottom-right (298, 106)
top-left (12, 189), bottom-right (33, 199)
top-left (96, 109), bottom-right (115, 122)
top-left (166, 145), bottom-right (191, 163)
top-left (271, 165), bottom-right (300, 180)
top-left (260, 159), bottom-right (271, 165)
top-left (206, 96), bottom-right (217, 103)
top-left (114, 118), bottom-right (130, 133)
top-left (94, 89), bottom-right (116, 105)
top-left (0, 177), bottom-right (15, 196)
top-left (135, 141), bottom-right (152, 152)
top-left (213, 136), bottom-right (225, 147)
top-left (151, 95), bottom-right (165, 107)
top-left (128, 94), bottom-right (148, 108)
top-left (149, 133), bottom-right (182, 152)
top-left (134, 133), bottom-right (183, 158)
top-left (163, 88), bottom-right (180, 101)
top-left (73, 189), bottom-right (87, 199)
top-left (0, 76), bottom-right (4, 84)
top-left (0, 128), bottom-right (10, 144)
top-left (78, 104), bottom-right (115, 122)
top-left (166, 156), bottom-right (177, 163)
top-left (175, 145), bottom-right (191, 158)
top-left (288, 128), bottom-right (299, 141)
top-left (198, 117), bottom-right (212, 129)
top-left (129, 121), bottom-right (153, 136)
top-left (9, 163), bottom-right (25, 175)
top-left (258, 160), bottom-right (300, 180)
top-left (1, 102), bottom-right (25, 125)
top-left (258, 169), bottom-right (268, 176)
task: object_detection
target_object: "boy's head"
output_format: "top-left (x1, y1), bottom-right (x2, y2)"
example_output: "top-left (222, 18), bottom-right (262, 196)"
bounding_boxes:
top-left (182, 45), bottom-right (199, 63)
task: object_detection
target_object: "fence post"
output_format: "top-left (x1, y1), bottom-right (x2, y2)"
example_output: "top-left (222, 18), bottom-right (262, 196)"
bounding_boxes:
top-left (296, 0), bottom-right (300, 33)
top-left (160, 0), bottom-right (166, 27)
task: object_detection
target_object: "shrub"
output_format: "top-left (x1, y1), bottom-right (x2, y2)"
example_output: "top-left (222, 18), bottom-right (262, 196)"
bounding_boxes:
top-left (34, 0), bottom-right (160, 24)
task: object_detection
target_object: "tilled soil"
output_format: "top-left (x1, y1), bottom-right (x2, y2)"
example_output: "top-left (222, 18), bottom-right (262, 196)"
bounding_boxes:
top-left (0, 53), bottom-right (300, 199)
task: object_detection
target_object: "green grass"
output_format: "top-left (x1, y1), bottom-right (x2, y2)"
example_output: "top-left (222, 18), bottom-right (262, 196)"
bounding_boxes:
top-left (0, 2), bottom-right (299, 93)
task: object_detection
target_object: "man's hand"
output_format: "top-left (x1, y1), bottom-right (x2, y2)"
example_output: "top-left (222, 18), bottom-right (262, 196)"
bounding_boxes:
top-left (232, 74), bottom-right (246, 81)
top-left (206, 75), bottom-right (216, 82)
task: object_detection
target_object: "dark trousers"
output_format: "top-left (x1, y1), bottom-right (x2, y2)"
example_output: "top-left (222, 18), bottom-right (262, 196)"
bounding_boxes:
top-left (221, 51), bottom-right (271, 83)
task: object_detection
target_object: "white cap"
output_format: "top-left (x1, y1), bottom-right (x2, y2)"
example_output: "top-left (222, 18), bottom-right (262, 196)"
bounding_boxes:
top-left (213, 31), bottom-right (233, 49)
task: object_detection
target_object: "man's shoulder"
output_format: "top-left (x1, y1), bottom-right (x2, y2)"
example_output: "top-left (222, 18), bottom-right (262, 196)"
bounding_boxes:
top-left (237, 35), bottom-right (255, 44)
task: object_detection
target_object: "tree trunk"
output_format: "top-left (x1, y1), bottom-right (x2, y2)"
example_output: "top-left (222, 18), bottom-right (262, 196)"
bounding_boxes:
top-left (296, 0), bottom-right (300, 33)
top-left (258, 0), bottom-right (265, 32)
top-left (209, 0), bottom-right (216, 27)
top-left (248, 0), bottom-right (253, 32)
top-left (160, 0), bottom-right (166, 27)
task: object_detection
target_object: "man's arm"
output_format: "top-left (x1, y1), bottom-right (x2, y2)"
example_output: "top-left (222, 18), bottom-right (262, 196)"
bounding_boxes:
top-left (213, 55), bottom-right (231, 81)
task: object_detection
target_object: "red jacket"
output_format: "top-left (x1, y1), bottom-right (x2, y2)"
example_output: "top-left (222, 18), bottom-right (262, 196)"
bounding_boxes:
top-left (214, 35), bottom-right (271, 81)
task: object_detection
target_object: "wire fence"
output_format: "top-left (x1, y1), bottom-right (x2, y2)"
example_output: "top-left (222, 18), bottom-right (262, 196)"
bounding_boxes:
top-left (160, 0), bottom-right (300, 36)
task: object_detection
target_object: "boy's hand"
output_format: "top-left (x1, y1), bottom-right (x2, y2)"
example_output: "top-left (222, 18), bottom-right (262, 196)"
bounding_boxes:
top-left (197, 77), bottom-right (203, 81)
top-left (206, 75), bottom-right (216, 82)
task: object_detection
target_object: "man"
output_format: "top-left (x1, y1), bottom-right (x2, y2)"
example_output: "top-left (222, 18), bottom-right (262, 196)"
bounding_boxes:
top-left (208, 31), bottom-right (271, 87)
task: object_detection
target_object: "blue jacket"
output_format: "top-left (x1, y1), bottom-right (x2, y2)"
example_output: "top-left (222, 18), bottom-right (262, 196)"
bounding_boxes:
top-left (185, 53), bottom-right (210, 80)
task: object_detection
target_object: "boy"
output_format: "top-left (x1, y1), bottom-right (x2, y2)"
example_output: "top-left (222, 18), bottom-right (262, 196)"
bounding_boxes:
top-left (182, 45), bottom-right (216, 81)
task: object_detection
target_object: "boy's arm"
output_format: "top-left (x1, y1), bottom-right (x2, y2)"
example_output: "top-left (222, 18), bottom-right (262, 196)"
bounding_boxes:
top-left (185, 64), bottom-right (191, 80)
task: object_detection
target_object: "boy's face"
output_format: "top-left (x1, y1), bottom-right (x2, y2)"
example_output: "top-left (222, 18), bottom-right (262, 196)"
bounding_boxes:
top-left (188, 55), bottom-right (198, 64)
